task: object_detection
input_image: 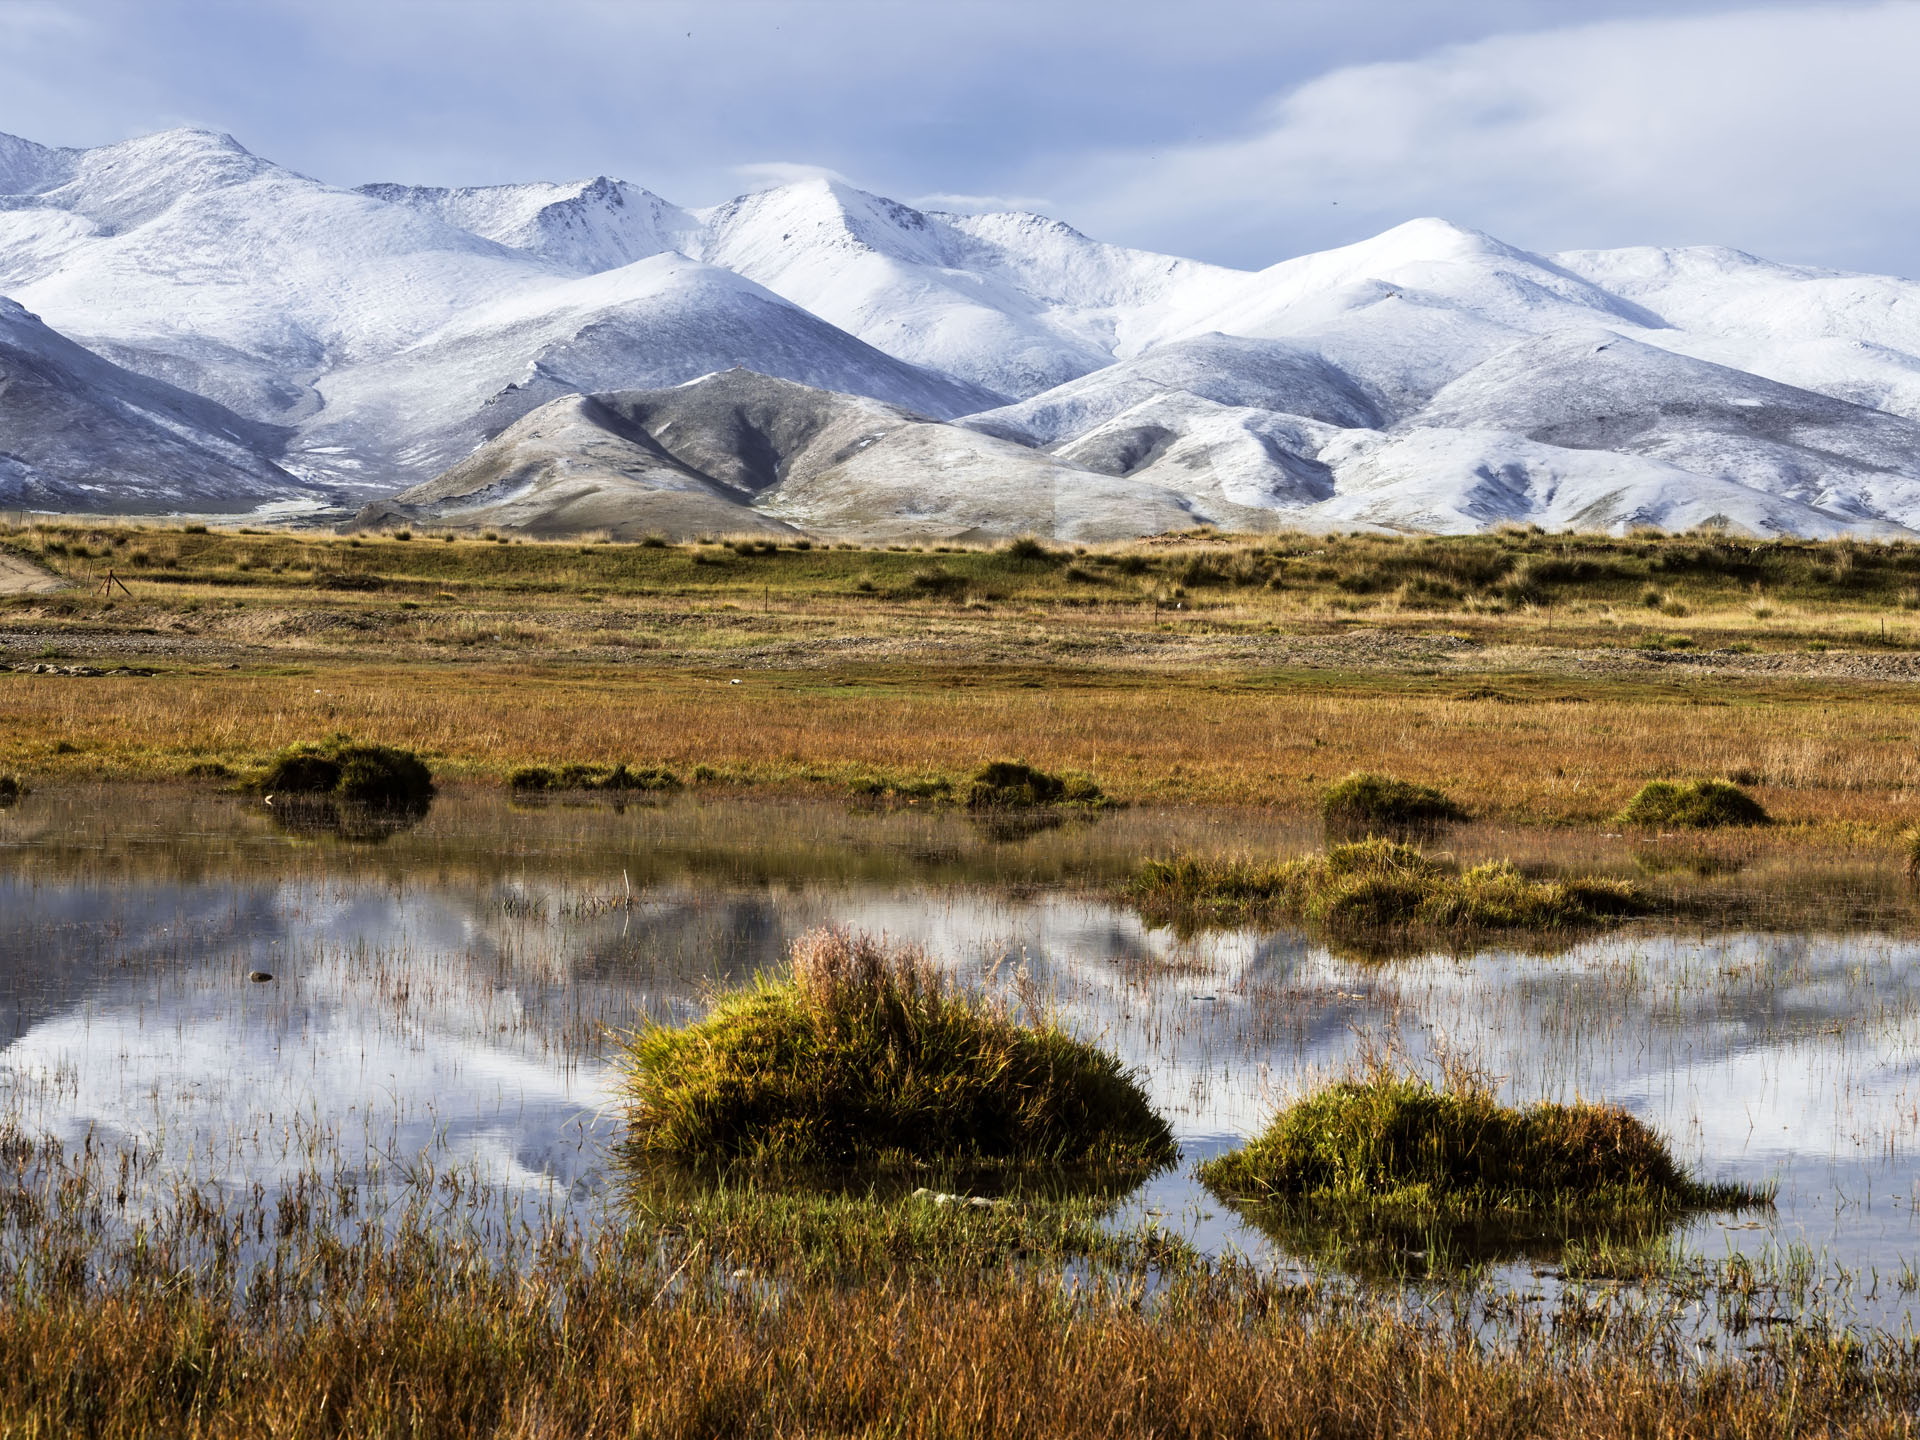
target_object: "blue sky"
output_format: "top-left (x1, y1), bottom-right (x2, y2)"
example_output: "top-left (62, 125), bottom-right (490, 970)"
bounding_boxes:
top-left (3, 0), bottom-right (1917, 275)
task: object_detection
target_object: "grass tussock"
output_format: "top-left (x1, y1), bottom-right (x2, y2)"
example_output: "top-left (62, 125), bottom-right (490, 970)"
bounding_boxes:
top-left (1616, 778), bottom-right (1771, 828)
top-left (1905, 826), bottom-right (1920, 879)
top-left (0, 773), bottom-right (21, 805)
top-left (959, 760), bottom-right (1103, 810)
top-left (1131, 837), bottom-right (1647, 935)
top-left (260, 736), bottom-right (434, 808)
top-left (1321, 771), bottom-right (1468, 830)
top-left (1199, 1068), bottom-right (1762, 1221)
top-left (508, 761), bottom-right (681, 794)
top-left (617, 927), bottom-right (1174, 1170)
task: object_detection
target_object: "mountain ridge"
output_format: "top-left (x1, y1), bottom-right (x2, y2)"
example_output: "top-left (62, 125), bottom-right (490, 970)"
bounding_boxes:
top-left (5, 125), bottom-right (1920, 539)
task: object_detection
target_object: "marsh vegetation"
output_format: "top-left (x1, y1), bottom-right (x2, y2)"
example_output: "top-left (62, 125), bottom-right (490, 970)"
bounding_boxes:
top-left (7, 520), bottom-right (1920, 850)
top-left (1130, 836), bottom-right (1647, 939)
top-left (1617, 777), bottom-right (1772, 828)
top-left (619, 927), bottom-right (1174, 1171)
top-left (8, 514), bottom-right (1920, 1430)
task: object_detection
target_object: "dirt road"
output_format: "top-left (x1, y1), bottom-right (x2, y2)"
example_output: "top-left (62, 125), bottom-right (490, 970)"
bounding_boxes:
top-left (0, 550), bottom-right (63, 594)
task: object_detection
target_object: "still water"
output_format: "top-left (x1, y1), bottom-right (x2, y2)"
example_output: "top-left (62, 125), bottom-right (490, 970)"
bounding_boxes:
top-left (4, 785), bottom-right (1920, 1326)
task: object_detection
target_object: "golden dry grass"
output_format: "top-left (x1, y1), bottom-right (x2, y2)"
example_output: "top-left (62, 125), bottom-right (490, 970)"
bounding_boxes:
top-left (4, 520), bottom-right (1920, 838)
top-left (5, 1275), bottom-right (1905, 1439)
top-left (4, 660), bottom-right (1919, 833)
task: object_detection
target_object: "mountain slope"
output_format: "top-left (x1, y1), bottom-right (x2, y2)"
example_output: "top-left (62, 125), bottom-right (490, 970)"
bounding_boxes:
top-left (304, 254), bottom-right (1000, 479)
top-left (1412, 329), bottom-right (1920, 524)
top-left (0, 296), bottom-right (312, 511)
top-left (359, 177), bottom-right (701, 274)
top-left (0, 128), bottom-right (557, 431)
top-left (962, 333), bottom-right (1384, 446)
top-left (362, 369), bottom-right (1235, 542)
top-left (695, 180), bottom-right (1245, 398)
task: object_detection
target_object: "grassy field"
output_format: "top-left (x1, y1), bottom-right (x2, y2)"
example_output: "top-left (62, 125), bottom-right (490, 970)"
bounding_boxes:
top-left (4, 519), bottom-right (1920, 838)
top-left (0, 1128), bottom-right (1907, 1440)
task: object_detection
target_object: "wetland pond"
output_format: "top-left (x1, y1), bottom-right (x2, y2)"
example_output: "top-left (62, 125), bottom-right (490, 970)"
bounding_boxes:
top-left (5, 784), bottom-right (1920, 1336)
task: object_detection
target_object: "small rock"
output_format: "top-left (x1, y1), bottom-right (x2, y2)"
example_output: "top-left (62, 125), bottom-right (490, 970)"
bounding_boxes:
top-left (247, 971), bottom-right (273, 983)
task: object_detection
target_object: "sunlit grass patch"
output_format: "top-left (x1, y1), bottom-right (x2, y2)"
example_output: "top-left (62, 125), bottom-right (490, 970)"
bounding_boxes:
top-left (1617, 778), bottom-right (1770, 828)
top-left (1130, 837), bottom-right (1646, 935)
top-left (617, 927), bottom-right (1174, 1171)
top-left (1201, 1069), bottom-right (1752, 1213)
top-left (1199, 1069), bottom-right (1766, 1275)
top-left (1321, 772), bottom-right (1467, 830)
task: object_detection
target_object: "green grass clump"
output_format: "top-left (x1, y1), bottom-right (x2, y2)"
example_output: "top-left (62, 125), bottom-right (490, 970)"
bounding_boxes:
top-left (1616, 779), bottom-right (1769, 828)
top-left (618, 927), bottom-right (1174, 1171)
top-left (960, 760), bottom-right (1102, 810)
top-left (1131, 838), bottom-right (1645, 934)
top-left (260, 737), bottom-right (434, 808)
top-left (1199, 1070), bottom-right (1758, 1220)
top-left (1321, 772), bottom-right (1467, 830)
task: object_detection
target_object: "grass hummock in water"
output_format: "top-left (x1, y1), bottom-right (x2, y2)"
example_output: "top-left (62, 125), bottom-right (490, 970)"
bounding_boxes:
top-left (0, 773), bottom-right (21, 806)
top-left (1616, 778), bottom-right (1770, 828)
top-left (260, 735), bottom-right (435, 808)
top-left (960, 760), bottom-right (1104, 810)
top-left (509, 761), bottom-right (681, 794)
top-left (1131, 837), bottom-right (1646, 935)
top-left (1321, 771), bottom-right (1467, 830)
top-left (1200, 1069), bottom-right (1765, 1223)
top-left (617, 927), bottom-right (1174, 1171)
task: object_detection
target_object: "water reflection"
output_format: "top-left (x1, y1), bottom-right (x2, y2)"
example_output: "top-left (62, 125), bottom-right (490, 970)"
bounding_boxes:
top-left (1, 785), bottom-right (1919, 1317)
top-left (264, 793), bottom-right (434, 844)
top-left (1214, 1200), bottom-right (1691, 1280)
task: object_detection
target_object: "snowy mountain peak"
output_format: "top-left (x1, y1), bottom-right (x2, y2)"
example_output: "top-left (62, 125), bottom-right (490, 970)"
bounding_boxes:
top-left (359, 175), bottom-right (701, 274)
top-left (699, 178), bottom-right (948, 267)
top-left (36, 127), bottom-right (282, 233)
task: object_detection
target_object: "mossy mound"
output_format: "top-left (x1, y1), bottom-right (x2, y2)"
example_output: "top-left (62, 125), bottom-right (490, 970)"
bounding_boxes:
top-left (1321, 772), bottom-right (1468, 830)
top-left (1131, 837), bottom-right (1645, 934)
top-left (510, 763), bottom-right (681, 794)
top-left (261, 738), bottom-right (434, 809)
top-left (1616, 779), bottom-right (1769, 828)
top-left (960, 760), bottom-right (1103, 810)
top-left (1200, 1072), bottom-right (1759, 1220)
top-left (618, 928), bottom-right (1174, 1171)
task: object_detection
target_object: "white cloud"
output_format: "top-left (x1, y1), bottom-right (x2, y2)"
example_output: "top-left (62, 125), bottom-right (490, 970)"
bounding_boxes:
top-left (908, 191), bottom-right (1055, 215)
top-left (730, 160), bottom-right (857, 191)
top-left (1065, 2), bottom-right (1920, 275)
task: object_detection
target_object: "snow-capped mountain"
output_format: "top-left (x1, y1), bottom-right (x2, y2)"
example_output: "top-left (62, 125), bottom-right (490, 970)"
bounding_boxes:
top-left (359, 177), bottom-right (702, 275)
top-left (8, 123), bottom-right (1920, 538)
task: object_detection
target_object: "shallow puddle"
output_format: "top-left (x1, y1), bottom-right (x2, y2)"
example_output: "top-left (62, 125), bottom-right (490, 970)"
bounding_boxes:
top-left (4, 784), bottom-right (1920, 1332)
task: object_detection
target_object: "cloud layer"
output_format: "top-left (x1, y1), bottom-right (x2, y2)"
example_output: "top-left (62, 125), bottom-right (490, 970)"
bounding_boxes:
top-left (2, 1), bottom-right (1919, 277)
top-left (1063, 3), bottom-right (1920, 275)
